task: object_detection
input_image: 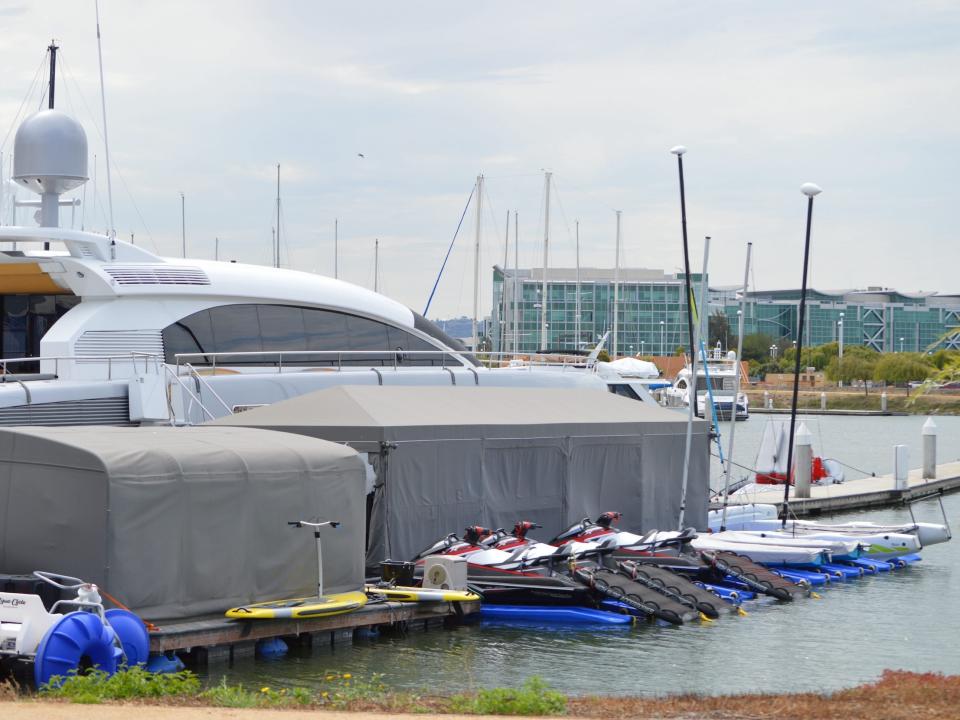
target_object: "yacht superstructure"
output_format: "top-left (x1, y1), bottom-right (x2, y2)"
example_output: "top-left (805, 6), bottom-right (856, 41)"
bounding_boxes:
top-left (663, 344), bottom-right (748, 421)
top-left (0, 108), bottom-right (610, 425)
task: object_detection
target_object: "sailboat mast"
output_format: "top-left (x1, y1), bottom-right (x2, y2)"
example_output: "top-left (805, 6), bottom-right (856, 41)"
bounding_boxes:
top-left (374, 238), bottom-right (380, 293)
top-left (275, 163), bottom-right (281, 268)
top-left (540, 172), bottom-right (551, 351)
top-left (513, 211), bottom-right (519, 353)
top-left (575, 220), bottom-right (581, 350)
top-left (719, 242), bottom-right (752, 531)
top-left (501, 210), bottom-right (510, 354)
top-left (472, 174), bottom-right (483, 351)
top-left (671, 145), bottom-right (697, 530)
top-left (334, 218), bottom-right (339, 279)
top-left (613, 211), bottom-right (621, 358)
top-left (94, 2), bottom-right (114, 237)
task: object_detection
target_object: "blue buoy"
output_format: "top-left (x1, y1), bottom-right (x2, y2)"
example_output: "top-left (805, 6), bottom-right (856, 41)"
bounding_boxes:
top-left (256, 637), bottom-right (289, 657)
top-left (819, 563), bottom-right (864, 580)
top-left (481, 605), bottom-right (632, 625)
top-left (104, 609), bottom-right (150, 667)
top-left (771, 569), bottom-right (830, 586)
top-left (697, 581), bottom-right (751, 602)
top-left (34, 611), bottom-right (123, 688)
top-left (847, 558), bottom-right (892, 572)
top-left (145, 652), bottom-right (185, 674)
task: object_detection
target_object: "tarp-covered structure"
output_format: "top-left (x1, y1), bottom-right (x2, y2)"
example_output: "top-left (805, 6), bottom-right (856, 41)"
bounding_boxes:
top-left (0, 426), bottom-right (366, 621)
top-left (213, 386), bottom-right (709, 566)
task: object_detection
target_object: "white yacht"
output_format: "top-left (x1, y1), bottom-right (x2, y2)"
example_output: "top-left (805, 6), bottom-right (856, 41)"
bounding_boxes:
top-left (663, 344), bottom-right (748, 420)
top-left (0, 110), bottom-right (607, 426)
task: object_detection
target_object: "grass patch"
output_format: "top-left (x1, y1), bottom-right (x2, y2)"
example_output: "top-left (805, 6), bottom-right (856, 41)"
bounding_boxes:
top-left (200, 678), bottom-right (311, 708)
top-left (451, 676), bottom-right (567, 716)
top-left (40, 666), bottom-right (200, 703)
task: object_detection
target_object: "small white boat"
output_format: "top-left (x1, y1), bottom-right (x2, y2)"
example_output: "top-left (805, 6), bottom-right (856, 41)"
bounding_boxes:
top-left (709, 504), bottom-right (950, 549)
top-left (705, 530), bottom-right (860, 559)
top-left (691, 536), bottom-right (826, 566)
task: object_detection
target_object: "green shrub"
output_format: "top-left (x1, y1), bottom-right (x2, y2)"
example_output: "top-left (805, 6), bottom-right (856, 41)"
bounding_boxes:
top-left (41, 666), bottom-right (200, 703)
top-left (451, 676), bottom-right (567, 715)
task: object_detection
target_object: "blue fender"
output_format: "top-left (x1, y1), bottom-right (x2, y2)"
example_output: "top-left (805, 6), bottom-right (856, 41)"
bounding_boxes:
top-left (35, 611), bottom-right (123, 688)
top-left (104, 609), bottom-right (150, 668)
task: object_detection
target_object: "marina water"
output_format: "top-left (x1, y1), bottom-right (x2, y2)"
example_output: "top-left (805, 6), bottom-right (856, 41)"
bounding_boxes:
top-left (216, 414), bottom-right (960, 696)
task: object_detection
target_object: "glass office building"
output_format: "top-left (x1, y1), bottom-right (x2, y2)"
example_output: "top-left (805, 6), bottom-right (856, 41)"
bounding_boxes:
top-left (716, 288), bottom-right (960, 353)
top-left (492, 267), bottom-right (960, 355)
top-left (491, 266), bottom-right (700, 355)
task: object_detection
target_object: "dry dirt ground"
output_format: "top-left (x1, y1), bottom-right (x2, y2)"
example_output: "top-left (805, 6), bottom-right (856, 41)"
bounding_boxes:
top-left (2, 671), bottom-right (957, 720)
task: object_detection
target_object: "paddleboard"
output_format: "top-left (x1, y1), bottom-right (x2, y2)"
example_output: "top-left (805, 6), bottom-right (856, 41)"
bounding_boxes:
top-left (364, 585), bottom-right (480, 603)
top-left (226, 590), bottom-right (367, 619)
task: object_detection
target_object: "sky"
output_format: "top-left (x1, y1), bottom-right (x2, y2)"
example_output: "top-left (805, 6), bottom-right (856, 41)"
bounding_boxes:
top-left (0, 1), bottom-right (957, 318)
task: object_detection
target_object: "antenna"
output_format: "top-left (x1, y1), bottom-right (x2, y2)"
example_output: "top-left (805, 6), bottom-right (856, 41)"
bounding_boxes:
top-left (47, 41), bottom-right (57, 110)
top-left (94, 1), bottom-right (114, 237)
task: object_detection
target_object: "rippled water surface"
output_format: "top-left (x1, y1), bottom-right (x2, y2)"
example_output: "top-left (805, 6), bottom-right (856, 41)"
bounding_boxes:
top-left (216, 415), bottom-right (960, 696)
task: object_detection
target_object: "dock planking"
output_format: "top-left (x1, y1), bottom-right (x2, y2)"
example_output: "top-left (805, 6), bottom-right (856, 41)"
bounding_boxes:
top-left (712, 461), bottom-right (960, 517)
top-left (149, 599), bottom-right (480, 661)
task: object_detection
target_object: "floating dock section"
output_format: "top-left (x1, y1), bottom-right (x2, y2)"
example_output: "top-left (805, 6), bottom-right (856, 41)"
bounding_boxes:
top-left (715, 460), bottom-right (960, 516)
top-left (150, 600), bottom-right (479, 666)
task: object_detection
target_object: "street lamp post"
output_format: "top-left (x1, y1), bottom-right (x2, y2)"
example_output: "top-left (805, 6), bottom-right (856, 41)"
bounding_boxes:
top-left (660, 320), bottom-right (665, 356)
top-left (641, 340), bottom-right (645, 356)
top-left (838, 312), bottom-right (845, 388)
top-left (782, 181), bottom-right (822, 529)
top-left (900, 337), bottom-right (905, 353)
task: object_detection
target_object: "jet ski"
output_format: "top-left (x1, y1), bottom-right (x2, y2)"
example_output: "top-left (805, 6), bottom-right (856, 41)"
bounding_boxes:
top-left (411, 528), bottom-right (593, 605)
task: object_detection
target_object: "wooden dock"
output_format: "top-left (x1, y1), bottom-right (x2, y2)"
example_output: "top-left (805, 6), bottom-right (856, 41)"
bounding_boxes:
top-left (149, 598), bottom-right (479, 666)
top-left (712, 460), bottom-right (960, 516)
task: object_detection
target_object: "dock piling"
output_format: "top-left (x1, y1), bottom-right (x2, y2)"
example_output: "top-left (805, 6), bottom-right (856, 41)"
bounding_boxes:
top-left (795, 423), bottom-right (813, 498)
top-left (820, 392), bottom-right (827, 411)
top-left (923, 418), bottom-right (937, 480)
top-left (881, 392), bottom-right (888, 413)
top-left (894, 445), bottom-right (909, 490)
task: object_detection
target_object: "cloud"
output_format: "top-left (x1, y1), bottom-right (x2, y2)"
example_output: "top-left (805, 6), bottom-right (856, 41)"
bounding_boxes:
top-left (0, 1), bottom-right (957, 316)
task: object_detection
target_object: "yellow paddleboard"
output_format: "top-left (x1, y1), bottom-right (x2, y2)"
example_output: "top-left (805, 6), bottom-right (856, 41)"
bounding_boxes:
top-left (364, 585), bottom-right (480, 603)
top-left (226, 590), bottom-right (367, 619)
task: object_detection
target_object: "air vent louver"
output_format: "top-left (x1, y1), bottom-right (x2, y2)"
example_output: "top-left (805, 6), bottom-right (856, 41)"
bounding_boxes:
top-left (104, 265), bottom-right (210, 285)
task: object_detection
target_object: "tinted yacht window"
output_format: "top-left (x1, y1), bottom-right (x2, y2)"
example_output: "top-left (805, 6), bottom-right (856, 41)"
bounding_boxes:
top-left (303, 309), bottom-right (348, 365)
top-left (161, 304), bottom-right (459, 367)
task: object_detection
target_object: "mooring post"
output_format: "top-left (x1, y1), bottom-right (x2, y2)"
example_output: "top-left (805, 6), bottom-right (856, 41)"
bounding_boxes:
top-left (795, 422), bottom-right (813, 499)
top-left (922, 417), bottom-right (937, 480)
top-left (881, 391), bottom-right (888, 413)
top-left (893, 444), bottom-right (909, 490)
top-left (820, 392), bottom-right (827, 411)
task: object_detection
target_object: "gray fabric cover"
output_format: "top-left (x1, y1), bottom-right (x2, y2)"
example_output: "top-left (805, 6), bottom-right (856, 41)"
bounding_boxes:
top-left (213, 386), bottom-right (710, 565)
top-left (0, 426), bottom-right (365, 621)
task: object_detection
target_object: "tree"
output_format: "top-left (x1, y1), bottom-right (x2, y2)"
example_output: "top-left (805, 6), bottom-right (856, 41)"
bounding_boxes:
top-left (596, 350), bottom-right (610, 362)
top-left (708, 312), bottom-right (733, 350)
top-left (826, 355), bottom-right (877, 394)
top-left (872, 354), bottom-right (934, 385)
top-left (741, 333), bottom-right (776, 363)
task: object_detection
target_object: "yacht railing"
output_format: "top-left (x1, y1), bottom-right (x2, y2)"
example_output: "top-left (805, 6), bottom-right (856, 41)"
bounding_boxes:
top-left (172, 349), bottom-right (467, 375)
top-left (0, 352), bottom-right (163, 380)
top-left (171, 349), bottom-right (595, 374)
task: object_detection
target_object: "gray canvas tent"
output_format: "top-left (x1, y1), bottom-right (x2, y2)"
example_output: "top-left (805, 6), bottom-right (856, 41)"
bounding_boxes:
top-left (213, 386), bottom-right (709, 565)
top-left (0, 426), bottom-right (366, 621)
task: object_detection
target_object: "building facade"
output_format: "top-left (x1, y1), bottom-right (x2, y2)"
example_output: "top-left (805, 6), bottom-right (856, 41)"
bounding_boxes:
top-left (492, 266), bottom-right (699, 355)
top-left (717, 288), bottom-right (960, 353)
top-left (492, 267), bottom-right (960, 355)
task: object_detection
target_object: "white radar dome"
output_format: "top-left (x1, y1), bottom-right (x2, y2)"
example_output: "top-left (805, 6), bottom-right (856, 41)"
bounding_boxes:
top-left (13, 110), bottom-right (88, 196)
